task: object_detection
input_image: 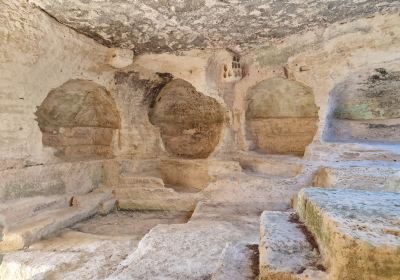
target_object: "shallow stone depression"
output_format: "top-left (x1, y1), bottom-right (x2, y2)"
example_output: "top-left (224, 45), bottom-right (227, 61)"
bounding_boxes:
top-left (71, 210), bottom-right (193, 242)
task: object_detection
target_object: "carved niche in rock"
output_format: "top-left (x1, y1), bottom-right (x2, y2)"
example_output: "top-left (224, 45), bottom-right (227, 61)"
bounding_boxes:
top-left (246, 77), bottom-right (319, 155)
top-left (149, 79), bottom-right (225, 158)
top-left (35, 79), bottom-right (120, 159)
top-left (326, 68), bottom-right (400, 143)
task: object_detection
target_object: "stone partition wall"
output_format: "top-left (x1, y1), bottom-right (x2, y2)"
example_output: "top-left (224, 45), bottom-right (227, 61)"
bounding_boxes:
top-left (35, 80), bottom-right (120, 160)
top-left (325, 66), bottom-right (400, 143)
top-left (245, 77), bottom-right (319, 155)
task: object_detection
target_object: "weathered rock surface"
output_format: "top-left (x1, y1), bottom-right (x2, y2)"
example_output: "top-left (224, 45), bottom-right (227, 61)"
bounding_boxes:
top-left (35, 79), bottom-right (120, 159)
top-left (159, 159), bottom-right (241, 190)
top-left (149, 79), bottom-right (225, 158)
top-left (29, 0), bottom-right (399, 53)
top-left (313, 166), bottom-right (399, 191)
top-left (384, 171), bottom-right (400, 192)
top-left (237, 152), bottom-right (304, 178)
top-left (211, 243), bottom-right (259, 280)
top-left (0, 195), bottom-right (69, 226)
top-left (0, 189), bottom-right (112, 251)
top-left (108, 221), bottom-right (248, 280)
top-left (259, 211), bottom-right (326, 280)
top-left (0, 231), bottom-right (136, 280)
top-left (115, 187), bottom-right (200, 211)
top-left (327, 67), bottom-right (400, 143)
top-left (246, 78), bottom-right (318, 155)
top-left (297, 188), bottom-right (400, 280)
top-left (118, 176), bottom-right (165, 189)
top-left (0, 160), bottom-right (105, 201)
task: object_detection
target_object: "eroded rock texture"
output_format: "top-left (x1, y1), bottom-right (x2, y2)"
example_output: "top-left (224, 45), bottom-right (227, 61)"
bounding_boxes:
top-left (1, 0), bottom-right (400, 279)
top-left (327, 67), bottom-right (400, 143)
top-left (29, 0), bottom-right (399, 53)
top-left (149, 79), bottom-right (225, 158)
top-left (35, 80), bottom-right (120, 159)
top-left (246, 78), bottom-right (318, 155)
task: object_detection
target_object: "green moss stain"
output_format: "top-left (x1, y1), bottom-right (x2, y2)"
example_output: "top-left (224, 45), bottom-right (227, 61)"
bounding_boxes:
top-left (334, 103), bottom-right (374, 120)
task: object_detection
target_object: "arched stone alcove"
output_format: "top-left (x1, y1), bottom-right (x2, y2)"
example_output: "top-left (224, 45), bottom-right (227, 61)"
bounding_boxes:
top-left (246, 77), bottom-right (319, 155)
top-left (35, 79), bottom-right (120, 159)
top-left (325, 68), bottom-right (400, 143)
top-left (149, 79), bottom-right (225, 158)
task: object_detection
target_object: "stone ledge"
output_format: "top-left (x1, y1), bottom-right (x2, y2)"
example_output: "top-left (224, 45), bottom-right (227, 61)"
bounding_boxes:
top-left (259, 211), bottom-right (326, 280)
top-left (297, 188), bottom-right (400, 280)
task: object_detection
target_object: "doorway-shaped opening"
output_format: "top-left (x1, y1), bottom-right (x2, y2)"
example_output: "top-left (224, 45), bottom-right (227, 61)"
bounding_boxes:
top-left (246, 77), bottom-right (319, 156)
top-left (35, 79), bottom-right (120, 160)
top-left (325, 68), bottom-right (400, 143)
top-left (149, 79), bottom-right (225, 158)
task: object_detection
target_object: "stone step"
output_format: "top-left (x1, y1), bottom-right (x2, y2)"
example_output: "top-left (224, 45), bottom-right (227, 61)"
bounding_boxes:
top-left (108, 220), bottom-right (248, 279)
top-left (0, 190), bottom-right (112, 251)
top-left (118, 176), bottom-right (165, 188)
top-left (297, 188), bottom-right (400, 280)
top-left (259, 211), bottom-right (327, 280)
top-left (0, 195), bottom-right (69, 227)
top-left (211, 243), bottom-right (259, 280)
top-left (237, 153), bottom-right (304, 178)
top-left (313, 166), bottom-right (399, 191)
top-left (114, 187), bottom-right (200, 211)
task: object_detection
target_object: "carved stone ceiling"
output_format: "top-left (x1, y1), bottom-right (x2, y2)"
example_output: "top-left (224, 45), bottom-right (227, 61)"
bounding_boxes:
top-left (30, 0), bottom-right (399, 54)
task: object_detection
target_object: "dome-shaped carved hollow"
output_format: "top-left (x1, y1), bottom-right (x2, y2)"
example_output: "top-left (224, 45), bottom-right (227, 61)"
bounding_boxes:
top-left (149, 79), bottom-right (225, 158)
top-left (324, 68), bottom-right (400, 143)
top-left (246, 77), bottom-right (319, 155)
top-left (35, 79), bottom-right (120, 159)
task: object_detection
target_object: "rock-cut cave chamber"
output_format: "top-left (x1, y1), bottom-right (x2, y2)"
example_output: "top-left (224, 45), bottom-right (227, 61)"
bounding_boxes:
top-left (0, 1), bottom-right (399, 279)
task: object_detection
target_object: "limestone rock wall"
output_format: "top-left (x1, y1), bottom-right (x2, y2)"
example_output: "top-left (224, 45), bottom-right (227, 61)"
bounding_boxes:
top-left (1, 0), bottom-right (400, 202)
top-left (233, 13), bottom-right (400, 159)
top-left (0, 0), bottom-right (114, 170)
top-left (129, 13), bottom-right (400, 159)
top-left (326, 67), bottom-right (400, 143)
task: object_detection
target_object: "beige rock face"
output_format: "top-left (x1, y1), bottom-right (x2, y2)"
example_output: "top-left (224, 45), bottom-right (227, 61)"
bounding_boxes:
top-left (297, 188), bottom-right (400, 280)
top-left (2, 1), bottom-right (400, 279)
top-left (0, 0), bottom-right (114, 171)
top-left (106, 48), bottom-right (134, 69)
top-left (246, 78), bottom-right (318, 155)
top-left (149, 79), bottom-right (225, 158)
top-left (259, 211), bottom-right (326, 280)
top-left (326, 67), bottom-right (400, 143)
top-left (313, 166), bottom-right (400, 191)
top-left (35, 79), bottom-right (120, 159)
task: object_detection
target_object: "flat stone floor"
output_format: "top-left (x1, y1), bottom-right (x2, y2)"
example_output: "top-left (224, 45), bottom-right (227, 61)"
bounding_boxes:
top-left (72, 210), bottom-right (192, 238)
